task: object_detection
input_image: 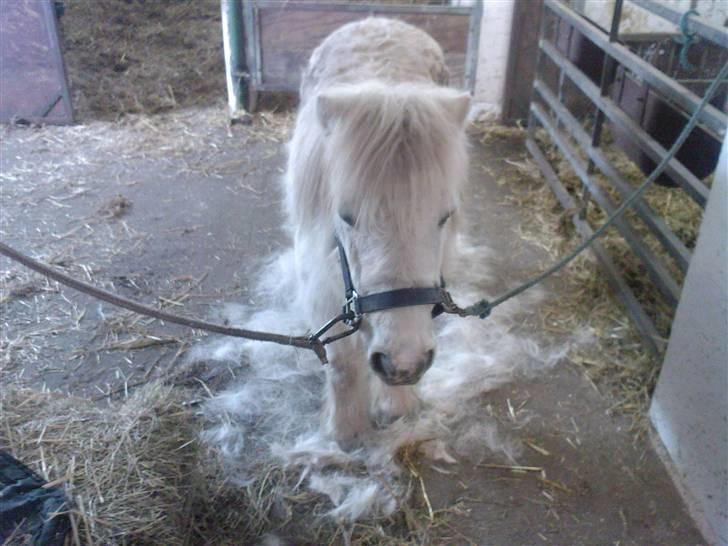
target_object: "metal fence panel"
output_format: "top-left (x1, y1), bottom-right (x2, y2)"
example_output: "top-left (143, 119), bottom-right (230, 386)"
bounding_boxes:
top-left (527, 0), bottom-right (728, 351)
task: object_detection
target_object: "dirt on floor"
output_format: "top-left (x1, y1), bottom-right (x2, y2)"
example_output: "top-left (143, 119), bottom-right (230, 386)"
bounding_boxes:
top-left (59, 0), bottom-right (226, 121)
top-left (0, 107), bottom-right (705, 545)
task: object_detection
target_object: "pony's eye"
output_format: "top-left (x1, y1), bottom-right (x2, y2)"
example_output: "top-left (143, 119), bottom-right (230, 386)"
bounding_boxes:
top-left (339, 212), bottom-right (355, 227)
top-left (438, 212), bottom-right (452, 228)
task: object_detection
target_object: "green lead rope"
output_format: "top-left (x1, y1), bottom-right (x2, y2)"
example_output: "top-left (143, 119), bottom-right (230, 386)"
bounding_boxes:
top-left (458, 60), bottom-right (728, 320)
top-left (675, 9), bottom-right (700, 71)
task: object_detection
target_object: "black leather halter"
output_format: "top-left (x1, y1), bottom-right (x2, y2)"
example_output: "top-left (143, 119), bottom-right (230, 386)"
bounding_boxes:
top-left (335, 237), bottom-right (448, 321)
top-left (305, 238), bottom-right (451, 347)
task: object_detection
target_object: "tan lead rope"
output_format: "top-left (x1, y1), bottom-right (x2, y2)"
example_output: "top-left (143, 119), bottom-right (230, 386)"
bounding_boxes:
top-left (0, 241), bottom-right (328, 363)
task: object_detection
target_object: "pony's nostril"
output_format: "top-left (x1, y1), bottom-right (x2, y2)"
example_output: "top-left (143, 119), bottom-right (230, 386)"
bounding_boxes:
top-left (424, 349), bottom-right (435, 369)
top-left (416, 349), bottom-right (435, 376)
top-left (370, 352), bottom-right (392, 377)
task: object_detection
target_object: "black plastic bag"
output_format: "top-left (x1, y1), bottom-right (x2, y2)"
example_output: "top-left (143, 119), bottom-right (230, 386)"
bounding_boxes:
top-left (0, 450), bottom-right (70, 546)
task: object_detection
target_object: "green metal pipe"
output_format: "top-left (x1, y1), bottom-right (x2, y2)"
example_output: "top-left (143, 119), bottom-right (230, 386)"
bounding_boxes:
top-left (221, 0), bottom-right (248, 114)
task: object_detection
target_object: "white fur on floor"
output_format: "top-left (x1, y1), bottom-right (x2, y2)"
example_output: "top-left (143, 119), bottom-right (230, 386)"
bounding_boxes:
top-left (197, 237), bottom-right (588, 521)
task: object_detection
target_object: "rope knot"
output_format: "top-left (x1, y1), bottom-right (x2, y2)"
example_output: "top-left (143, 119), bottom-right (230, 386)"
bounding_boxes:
top-left (308, 338), bottom-right (329, 365)
top-left (465, 300), bottom-right (492, 320)
top-left (674, 9), bottom-right (700, 71)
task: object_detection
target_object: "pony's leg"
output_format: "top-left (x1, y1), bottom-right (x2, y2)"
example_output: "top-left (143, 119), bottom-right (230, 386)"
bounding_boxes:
top-left (371, 382), bottom-right (421, 427)
top-left (293, 239), bottom-right (370, 447)
top-left (322, 344), bottom-right (371, 449)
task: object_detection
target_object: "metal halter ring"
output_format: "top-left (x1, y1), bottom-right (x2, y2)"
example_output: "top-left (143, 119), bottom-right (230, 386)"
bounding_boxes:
top-left (342, 289), bottom-right (362, 326)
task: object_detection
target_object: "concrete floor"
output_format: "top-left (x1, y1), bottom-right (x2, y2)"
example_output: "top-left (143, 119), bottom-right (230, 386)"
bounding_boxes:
top-left (0, 110), bottom-right (704, 544)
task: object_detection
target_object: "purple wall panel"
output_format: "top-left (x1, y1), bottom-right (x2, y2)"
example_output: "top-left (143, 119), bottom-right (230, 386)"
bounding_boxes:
top-left (0, 0), bottom-right (73, 124)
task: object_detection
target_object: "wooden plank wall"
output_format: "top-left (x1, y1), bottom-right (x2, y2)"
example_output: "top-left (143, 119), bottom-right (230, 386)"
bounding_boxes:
top-left (257, 7), bottom-right (469, 91)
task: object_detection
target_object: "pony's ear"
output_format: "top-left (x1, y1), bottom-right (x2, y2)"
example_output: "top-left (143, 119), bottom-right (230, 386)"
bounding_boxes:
top-left (316, 91), bottom-right (351, 130)
top-left (441, 92), bottom-right (471, 127)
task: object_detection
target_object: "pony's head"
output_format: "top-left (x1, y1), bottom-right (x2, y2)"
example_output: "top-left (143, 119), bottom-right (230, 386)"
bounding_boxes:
top-left (318, 82), bottom-right (470, 385)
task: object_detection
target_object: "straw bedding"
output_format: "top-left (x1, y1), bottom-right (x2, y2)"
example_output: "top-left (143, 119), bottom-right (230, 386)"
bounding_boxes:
top-left (1, 383), bottom-right (202, 545)
top-left (0, 381), bottom-right (446, 545)
top-left (477, 123), bottom-right (704, 429)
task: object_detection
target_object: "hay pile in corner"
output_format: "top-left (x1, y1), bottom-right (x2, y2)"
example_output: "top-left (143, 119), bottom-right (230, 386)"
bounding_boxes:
top-left (0, 383), bottom-right (204, 545)
top-left (60, 0), bottom-right (225, 120)
top-left (0, 381), bottom-right (436, 545)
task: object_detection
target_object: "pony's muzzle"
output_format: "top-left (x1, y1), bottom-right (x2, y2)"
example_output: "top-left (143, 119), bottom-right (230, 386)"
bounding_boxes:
top-left (370, 349), bottom-right (435, 386)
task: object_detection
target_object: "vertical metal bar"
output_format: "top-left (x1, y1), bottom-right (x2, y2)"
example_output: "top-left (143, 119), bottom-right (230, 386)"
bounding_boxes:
top-left (253, 2), bottom-right (263, 87)
top-left (580, 0), bottom-right (623, 217)
top-left (556, 24), bottom-right (572, 105)
top-left (667, 39), bottom-right (677, 78)
top-left (241, 0), bottom-right (259, 112)
top-left (589, 0), bottom-right (623, 147)
top-left (221, 0), bottom-right (246, 114)
top-left (527, 1), bottom-right (550, 139)
top-left (464, 0), bottom-right (483, 92)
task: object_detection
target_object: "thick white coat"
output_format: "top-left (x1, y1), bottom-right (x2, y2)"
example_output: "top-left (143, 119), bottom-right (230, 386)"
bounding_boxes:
top-left (284, 18), bottom-right (471, 447)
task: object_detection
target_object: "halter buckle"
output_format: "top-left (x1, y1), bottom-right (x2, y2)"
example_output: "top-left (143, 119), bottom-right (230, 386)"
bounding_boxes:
top-left (342, 290), bottom-right (361, 326)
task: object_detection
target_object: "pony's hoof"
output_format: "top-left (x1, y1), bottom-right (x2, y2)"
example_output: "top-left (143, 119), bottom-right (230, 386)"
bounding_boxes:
top-left (372, 409), bottom-right (404, 429)
top-left (372, 387), bottom-right (422, 428)
top-left (334, 429), bottom-right (367, 451)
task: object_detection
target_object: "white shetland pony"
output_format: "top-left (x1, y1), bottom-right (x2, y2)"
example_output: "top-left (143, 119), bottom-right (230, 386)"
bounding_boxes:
top-left (284, 18), bottom-right (470, 448)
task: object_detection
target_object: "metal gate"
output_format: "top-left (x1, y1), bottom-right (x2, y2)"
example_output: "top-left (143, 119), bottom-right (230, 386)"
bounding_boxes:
top-left (527, 0), bottom-right (727, 353)
top-left (222, 0), bottom-right (482, 113)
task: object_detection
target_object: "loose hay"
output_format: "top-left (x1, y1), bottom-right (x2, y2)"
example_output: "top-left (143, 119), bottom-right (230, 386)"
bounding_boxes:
top-left (0, 383), bottom-right (202, 545)
top-left (0, 379), bottom-right (470, 545)
top-left (478, 124), bottom-right (704, 433)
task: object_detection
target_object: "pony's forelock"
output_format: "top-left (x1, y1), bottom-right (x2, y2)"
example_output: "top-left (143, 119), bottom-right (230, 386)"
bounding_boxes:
top-left (321, 82), bottom-right (469, 233)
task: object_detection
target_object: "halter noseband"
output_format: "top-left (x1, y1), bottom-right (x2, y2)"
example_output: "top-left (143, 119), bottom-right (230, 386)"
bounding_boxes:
top-left (307, 238), bottom-right (454, 347)
top-left (336, 236), bottom-right (449, 318)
